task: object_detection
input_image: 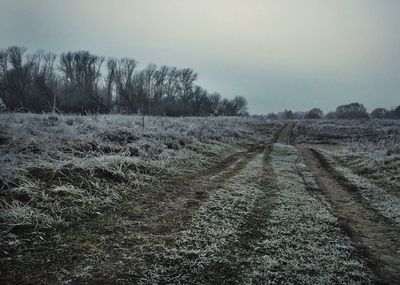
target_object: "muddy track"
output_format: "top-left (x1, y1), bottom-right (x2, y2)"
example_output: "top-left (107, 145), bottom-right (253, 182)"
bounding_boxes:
top-left (137, 143), bottom-right (266, 236)
top-left (279, 123), bottom-right (400, 284)
top-left (65, 140), bottom-right (272, 283)
top-left (276, 122), bottom-right (295, 145)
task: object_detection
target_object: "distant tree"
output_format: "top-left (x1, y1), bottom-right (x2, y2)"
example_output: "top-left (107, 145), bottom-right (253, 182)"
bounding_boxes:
top-left (305, 108), bottom-right (323, 119)
top-left (114, 58), bottom-right (137, 113)
top-left (59, 51), bottom-right (105, 113)
top-left (281, 109), bottom-right (294, 120)
top-left (266, 112), bottom-right (278, 120)
top-left (105, 58), bottom-right (117, 112)
top-left (144, 63), bottom-right (157, 114)
top-left (391, 105), bottom-right (400, 119)
top-left (176, 68), bottom-right (197, 115)
top-left (325, 111), bottom-right (337, 119)
top-left (209, 92), bottom-right (221, 115)
top-left (231, 96), bottom-right (248, 116)
top-left (370, 108), bottom-right (389, 119)
top-left (335, 102), bottom-right (369, 119)
top-left (293, 111), bottom-right (305, 120)
top-left (4, 46), bottom-right (30, 110)
top-left (26, 50), bottom-right (57, 112)
top-left (0, 45), bottom-right (248, 116)
top-left (192, 86), bottom-right (210, 116)
top-left (0, 49), bottom-right (8, 109)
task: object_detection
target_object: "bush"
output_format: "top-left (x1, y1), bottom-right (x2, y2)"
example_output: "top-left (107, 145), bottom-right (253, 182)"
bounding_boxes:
top-left (305, 108), bottom-right (323, 119)
top-left (335, 103), bottom-right (369, 120)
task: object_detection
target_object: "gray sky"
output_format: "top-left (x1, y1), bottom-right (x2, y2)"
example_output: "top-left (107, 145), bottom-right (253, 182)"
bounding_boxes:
top-left (1, 0), bottom-right (399, 113)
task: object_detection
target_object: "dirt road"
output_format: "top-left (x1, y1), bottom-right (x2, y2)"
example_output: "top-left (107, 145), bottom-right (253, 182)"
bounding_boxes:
top-left (280, 123), bottom-right (400, 284)
top-left (5, 122), bottom-right (398, 284)
top-left (63, 140), bottom-right (271, 283)
top-left (276, 122), bottom-right (295, 145)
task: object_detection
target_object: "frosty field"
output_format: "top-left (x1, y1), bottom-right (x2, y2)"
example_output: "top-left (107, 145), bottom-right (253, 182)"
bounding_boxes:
top-left (1, 114), bottom-right (400, 284)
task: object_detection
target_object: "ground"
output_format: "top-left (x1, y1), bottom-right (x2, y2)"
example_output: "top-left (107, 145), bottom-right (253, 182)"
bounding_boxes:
top-left (1, 114), bottom-right (399, 284)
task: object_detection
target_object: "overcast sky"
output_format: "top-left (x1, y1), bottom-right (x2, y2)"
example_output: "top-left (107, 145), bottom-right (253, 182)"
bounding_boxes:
top-left (1, 0), bottom-right (399, 113)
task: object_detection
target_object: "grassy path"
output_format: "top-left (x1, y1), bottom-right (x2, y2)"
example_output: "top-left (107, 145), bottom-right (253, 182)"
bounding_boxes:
top-left (143, 126), bottom-right (373, 284)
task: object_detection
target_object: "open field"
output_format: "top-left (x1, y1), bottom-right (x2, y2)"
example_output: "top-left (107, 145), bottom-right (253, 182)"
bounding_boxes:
top-left (1, 114), bottom-right (400, 284)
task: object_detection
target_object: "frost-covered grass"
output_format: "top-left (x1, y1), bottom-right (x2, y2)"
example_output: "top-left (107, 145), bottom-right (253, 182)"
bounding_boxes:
top-left (321, 148), bottom-right (400, 198)
top-left (296, 119), bottom-right (400, 223)
top-left (314, 147), bottom-right (400, 225)
top-left (0, 113), bottom-right (276, 254)
top-left (142, 144), bottom-right (373, 284)
top-left (0, 113), bottom-right (282, 283)
top-left (296, 119), bottom-right (400, 153)
top-left (149, 153), bottom-right (267, 283)
top-left (242, 144), bottom-right (373, 284)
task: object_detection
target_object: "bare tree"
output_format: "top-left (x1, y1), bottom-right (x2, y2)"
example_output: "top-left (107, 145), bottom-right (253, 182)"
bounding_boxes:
top-left (0, 45), bottom-right (251, 116)
top-left (105, 58), bottom-right (117, 112)
top-left (209, 92), bottom-right (221, 115)
top-left (59, 51), bottom-right (105, 113)
top-left (0, 49), bottom-right (8, 107)
top-left (176, 68), bottom-right (197, 115)
top-left (144, 63), bottom-right (157, 115)
top-left (7, 46), bottom-right (30, 110)
top-left (115, 58), bottom-right (137, 112)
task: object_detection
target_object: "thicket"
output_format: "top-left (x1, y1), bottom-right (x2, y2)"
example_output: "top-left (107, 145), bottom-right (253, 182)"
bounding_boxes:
top-left (0, 46), bottom-right (248, 116)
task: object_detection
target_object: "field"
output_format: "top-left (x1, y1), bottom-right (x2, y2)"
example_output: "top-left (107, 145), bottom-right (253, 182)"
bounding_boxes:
top-left (1, 114), bottom-right (400, 284)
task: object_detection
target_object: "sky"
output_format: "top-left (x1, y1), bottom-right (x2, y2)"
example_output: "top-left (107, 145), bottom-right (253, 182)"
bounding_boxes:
top-left (1, 0), bottom-right (399, 114)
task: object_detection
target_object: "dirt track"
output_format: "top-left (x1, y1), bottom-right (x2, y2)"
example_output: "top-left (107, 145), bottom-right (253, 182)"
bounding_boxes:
top-left (5, 122), bottom-right (399, 284)
top-left (65, 141), bottom-right (270, 283)
top-left (276, 122), bottom-right (295, 145)
top-left (280, 123), bottom-right (400, 284)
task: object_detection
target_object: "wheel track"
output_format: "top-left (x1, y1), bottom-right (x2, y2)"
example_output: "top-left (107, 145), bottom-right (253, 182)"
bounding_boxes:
top-left (64, 139), bottom-right (274, 283)
top-left (280, 123), bottom-right (400, 284)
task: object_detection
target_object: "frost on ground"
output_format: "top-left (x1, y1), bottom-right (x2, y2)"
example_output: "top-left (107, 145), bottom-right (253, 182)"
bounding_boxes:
top-left (296, 119), bottom-right (400, 224)
top-left (244, 144), bottom-right (373, 284)
top-left (296, 119), bottom-right (400, 195)
top-left (321, 147), bottom-right (400, 198)
top-left (314, 147), bottom-right (400, 225)
top-left (0, 113), bottom-right (271, 229)
top-left (0, 113), bottom-right (279, 283)
top-left (149, 153), bottom-right (267, 284)
top-left (142, 144), bottom-right (373, 284)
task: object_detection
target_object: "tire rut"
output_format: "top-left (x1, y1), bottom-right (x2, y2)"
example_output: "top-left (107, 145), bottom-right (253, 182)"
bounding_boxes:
top-left (66, 142), bottom-right (270, 283)
top-left (300, 147), bottom-right (400, 284)
top-left (143, 143), bottom-right (266, 236)
top-left (279, 123), bottom-right (400, 284)
top-left (276, 122), bottom-right (295, 145)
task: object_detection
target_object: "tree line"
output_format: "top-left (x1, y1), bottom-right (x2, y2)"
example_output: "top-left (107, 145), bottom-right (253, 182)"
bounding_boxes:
top-left (0, 46), bottom-right (248, 116)
top-left (265, 103), bottom-right (400, 120)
